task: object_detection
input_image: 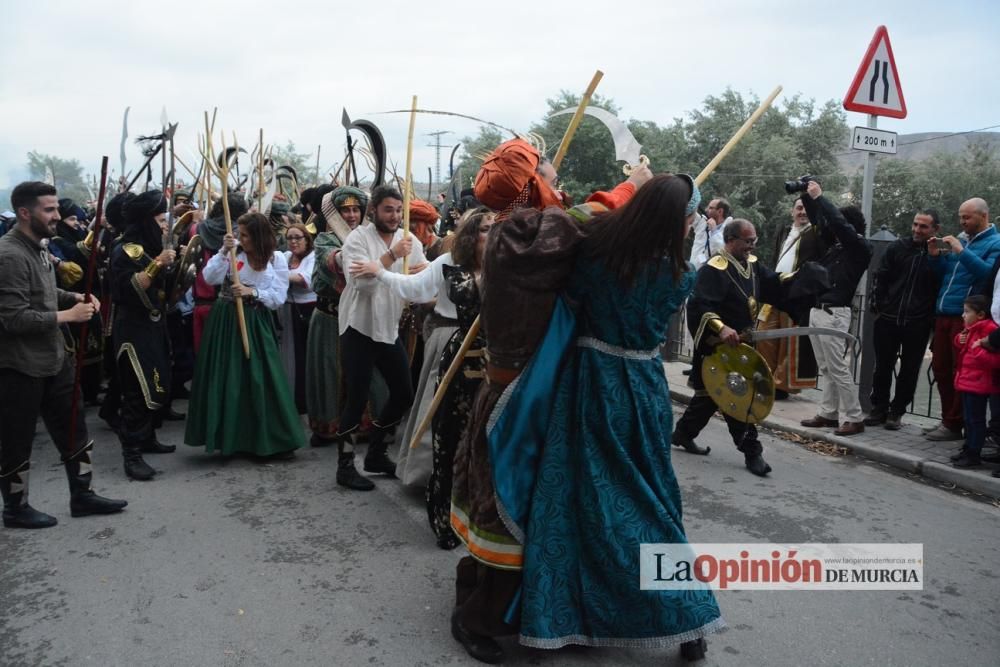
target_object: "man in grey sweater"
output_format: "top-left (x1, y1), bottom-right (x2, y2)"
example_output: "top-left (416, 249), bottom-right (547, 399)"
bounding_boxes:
top-left (0, 181), bottom-right (126, 529)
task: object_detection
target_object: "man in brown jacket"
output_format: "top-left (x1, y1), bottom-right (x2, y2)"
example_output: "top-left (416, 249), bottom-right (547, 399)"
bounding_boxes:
top-left (0, 181), bottom-right (126, 529)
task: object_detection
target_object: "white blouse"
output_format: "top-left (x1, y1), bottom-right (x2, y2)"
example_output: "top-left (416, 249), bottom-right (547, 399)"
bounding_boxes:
top-left (283, 250), bottom-right (317, 303)
top-left (203, 249), bottom-right (289, 311)
top-left (375, 252), bottom-right (457, 319)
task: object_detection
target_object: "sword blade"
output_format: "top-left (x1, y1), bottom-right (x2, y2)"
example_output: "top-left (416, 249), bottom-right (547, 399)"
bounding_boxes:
top-left (749, 326), bottom-right (858, 346)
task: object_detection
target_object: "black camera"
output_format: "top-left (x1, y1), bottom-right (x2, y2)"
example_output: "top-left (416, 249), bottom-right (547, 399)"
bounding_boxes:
top-left (784, 175), bottom-right (815, 194)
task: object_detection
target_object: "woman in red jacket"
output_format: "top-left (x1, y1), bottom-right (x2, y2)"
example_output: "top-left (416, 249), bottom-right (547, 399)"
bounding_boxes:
top-left (952, 295), bottom-right (1000, 467)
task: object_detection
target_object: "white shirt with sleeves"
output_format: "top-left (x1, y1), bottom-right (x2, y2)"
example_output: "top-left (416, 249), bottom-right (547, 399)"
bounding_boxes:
top-left (375, 252), bottom-right (457, 319)
top-left (338, 222), bottom-right (427, 343)
top-left (203, 249), bottom-right (289, 311)
top-left (283, 250), bottom-right (317, 303)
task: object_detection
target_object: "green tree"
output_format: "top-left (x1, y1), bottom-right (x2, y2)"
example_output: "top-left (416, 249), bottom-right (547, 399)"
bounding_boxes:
top-left (27, 152), bottom-right (90, 203)
top-left (454, 125), bottom-right (505, 192)
top-left (270, 141), bottom-right (314, 190)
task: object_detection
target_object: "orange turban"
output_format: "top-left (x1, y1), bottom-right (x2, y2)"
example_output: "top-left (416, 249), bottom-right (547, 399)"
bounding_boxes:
top-left (474, 138), bottom-right (561, 220)
top-left (408, 199), bottom-right (439, 248)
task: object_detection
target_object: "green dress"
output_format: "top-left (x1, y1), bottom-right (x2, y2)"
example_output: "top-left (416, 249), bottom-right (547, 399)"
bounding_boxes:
top-left (185, 250), bottom-right (305, 455)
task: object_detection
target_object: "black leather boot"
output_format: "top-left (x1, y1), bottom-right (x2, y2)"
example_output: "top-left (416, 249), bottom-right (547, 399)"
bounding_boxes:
top-left (65, 443), bottom-right (127, 517)
top-left (451, 609), bottom-right (504, 664)
top-left (680, 637), bottom-right (707, 662)
top-left (337, 439), bottom-right (374, 491)
top-left (363, 427), bottom-right (397, 476)
top-left (744, 453), bottom-right (772, 476)
top-left (123, 447), bottom-right (156, 481)
top-left (673, 430), bottom-right (711, 455)
top-left (1, 462), bottom-right (58, 529)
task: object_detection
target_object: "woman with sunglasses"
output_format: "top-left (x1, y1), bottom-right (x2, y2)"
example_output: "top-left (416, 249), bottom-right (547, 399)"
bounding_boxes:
top-left (281, 222), bottom-right (316, 414)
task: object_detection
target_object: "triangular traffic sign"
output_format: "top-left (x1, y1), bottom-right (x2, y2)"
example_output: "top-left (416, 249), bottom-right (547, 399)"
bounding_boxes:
top-left (843, 25), bottom-right (907, 119)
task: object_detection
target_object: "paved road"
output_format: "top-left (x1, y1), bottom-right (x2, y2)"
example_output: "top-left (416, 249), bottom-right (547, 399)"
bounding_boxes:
top-left (2, 403), bottom-right (998, 666)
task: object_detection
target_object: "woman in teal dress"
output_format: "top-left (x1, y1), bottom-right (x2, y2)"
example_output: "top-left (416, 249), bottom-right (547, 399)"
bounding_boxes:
top-left (493, 174), bottom-right (723, 660)
top-left (184, 212), bottom-right (305, 459)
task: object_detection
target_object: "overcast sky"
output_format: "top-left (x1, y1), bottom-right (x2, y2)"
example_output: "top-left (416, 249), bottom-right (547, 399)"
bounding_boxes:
top-left (1, 0), bottom-right (997, 191)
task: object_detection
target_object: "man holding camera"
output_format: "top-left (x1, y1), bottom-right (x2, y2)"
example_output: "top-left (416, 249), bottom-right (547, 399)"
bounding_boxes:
top-left (798, 180), bottom-right (872, 436)
top-left (866, 210), bottom-right (941, 430)
top-left (924, 198), bottom-right (1000, 441)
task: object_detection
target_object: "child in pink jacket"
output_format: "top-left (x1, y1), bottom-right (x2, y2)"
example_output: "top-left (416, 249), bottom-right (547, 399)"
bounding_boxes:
top-left (952, 295), bottom-right (1000, 468)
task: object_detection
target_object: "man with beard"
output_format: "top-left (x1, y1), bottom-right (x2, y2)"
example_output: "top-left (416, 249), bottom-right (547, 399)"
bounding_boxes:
top-left (335, 185), bottom-right (427, 489)
top-left (109, 190), bottom-right (177, 480)
top-left (0, 181), bottom-right (126, 528)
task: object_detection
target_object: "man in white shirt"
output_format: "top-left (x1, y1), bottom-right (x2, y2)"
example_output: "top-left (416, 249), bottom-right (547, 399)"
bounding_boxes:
top-left (336, 185), bottom-right (428, 490)
top-left (689, 197), bottom-right (732, 268)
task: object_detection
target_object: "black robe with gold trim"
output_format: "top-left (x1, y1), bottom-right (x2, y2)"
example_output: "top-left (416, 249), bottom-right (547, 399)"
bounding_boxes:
top-left (109, 241), bottom-right (171, 410)
top-left (686, 251), bottom-right (783, 392)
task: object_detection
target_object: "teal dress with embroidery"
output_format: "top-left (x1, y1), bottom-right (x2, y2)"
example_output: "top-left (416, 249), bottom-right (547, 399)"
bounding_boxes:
top-left (514, 257), bottom-right (724, 648)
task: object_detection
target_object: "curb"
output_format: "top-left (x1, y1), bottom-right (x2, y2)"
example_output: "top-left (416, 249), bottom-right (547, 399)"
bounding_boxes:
top-left (669, 389), bottom-right (1000, 500)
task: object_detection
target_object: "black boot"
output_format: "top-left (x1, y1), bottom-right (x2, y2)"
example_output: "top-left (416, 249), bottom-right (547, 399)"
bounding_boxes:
top-left (1, 462), bottom-right (58, 529)
top-left (744, 453), bottom-right (772, 477)
top-left (140, 439), bottom-right (176, 454)
top-left (673, 430), bottom-right (711, 455)
top-left (451, 609), bottom-right (504, 664)
top-left (123, 447), bottom-right (156, 481)
top-left (364, 427), bottom-right (397, 476)
top-left (65, 443), bottom-right (127, 517)
top-left (680, 637), bottom-right (707, 662)
top-left (337, 440), bottom-right (374, 491)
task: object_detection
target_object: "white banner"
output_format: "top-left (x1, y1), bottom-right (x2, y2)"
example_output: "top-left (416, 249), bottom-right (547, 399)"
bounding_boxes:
top-left (640, 543), bottom-right (923, 591)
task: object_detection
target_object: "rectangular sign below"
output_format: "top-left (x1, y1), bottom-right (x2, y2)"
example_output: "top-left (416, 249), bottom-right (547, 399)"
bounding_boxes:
top-left (852, 126), bottom-right (898, 155)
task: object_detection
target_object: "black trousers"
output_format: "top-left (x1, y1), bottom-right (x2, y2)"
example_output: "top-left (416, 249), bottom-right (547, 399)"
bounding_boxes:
top-left (675, 394), bottom-right (764, 457)
top-left (337, 326), bottom-right (414, 435)
top-left (870, 317), bottom-right (932, 416)
top-left (0, 358), bottom-right (88, 475)
top-left (117, 356), bottom-right (155, 449)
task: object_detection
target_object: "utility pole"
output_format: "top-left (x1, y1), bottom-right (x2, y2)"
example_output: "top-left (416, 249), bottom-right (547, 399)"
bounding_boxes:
top-left (425, 131), bottom-right (453, 186)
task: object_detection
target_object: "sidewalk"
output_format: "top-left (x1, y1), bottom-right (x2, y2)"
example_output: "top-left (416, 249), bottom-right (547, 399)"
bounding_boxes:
top-left (664, 361), bottom-right (1000, 499)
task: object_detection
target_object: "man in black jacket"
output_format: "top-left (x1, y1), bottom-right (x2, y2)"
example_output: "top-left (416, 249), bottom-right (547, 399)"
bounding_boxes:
top-left (799, 181), bottom-right (873, 436)
top-left (866, 210), bottom-right (940, 429)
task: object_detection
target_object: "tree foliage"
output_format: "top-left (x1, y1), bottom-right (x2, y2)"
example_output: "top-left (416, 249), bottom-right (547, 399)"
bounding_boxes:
top-left (27, 152), bottom-right (90, 204)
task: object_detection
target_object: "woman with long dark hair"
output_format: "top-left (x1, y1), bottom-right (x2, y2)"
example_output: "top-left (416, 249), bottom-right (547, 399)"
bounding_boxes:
top-left (184, 212), bottom-right (305, 459)
top-left (493, 174), bottom-right (724, 659)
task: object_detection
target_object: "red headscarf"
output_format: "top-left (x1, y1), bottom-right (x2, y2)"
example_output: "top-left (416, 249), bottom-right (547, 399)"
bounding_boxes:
top-left (408, 199), bottom-right (439, 248)
top-left (474, 138), bottom-right (562, 220)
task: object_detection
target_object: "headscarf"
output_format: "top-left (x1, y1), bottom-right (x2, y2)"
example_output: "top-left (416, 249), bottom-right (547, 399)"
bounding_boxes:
top-left (473, 138), bottom-right (562, 221)
top-left (408, 199), bottom-right (439, 247)
top-left (320, 186), bottom-right (369, 243)
top-left (105, 192), bottom-right (136, 231)
top-left (121, 189), bottom-right (167, 256)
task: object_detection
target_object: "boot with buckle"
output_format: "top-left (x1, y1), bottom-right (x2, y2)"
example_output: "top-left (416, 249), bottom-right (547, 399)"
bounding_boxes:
top-left (65, 442), bottom-right (127, 517)
top-left (1, 462), bottom-right (58, 529)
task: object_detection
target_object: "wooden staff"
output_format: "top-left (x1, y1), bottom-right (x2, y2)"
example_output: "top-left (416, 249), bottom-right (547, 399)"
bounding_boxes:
top-left (402, 95), bottom-right (417, 275)
top-left (67, 156), bottom-right (109, 455)
top-left (694, 85), bottom-right (782, 187)
top-left (200, 113), bottom-right (250, 358)
top-left (408, 84), bottom-right (783, 451)
top-left (552, 70), bottom-right (603, 170)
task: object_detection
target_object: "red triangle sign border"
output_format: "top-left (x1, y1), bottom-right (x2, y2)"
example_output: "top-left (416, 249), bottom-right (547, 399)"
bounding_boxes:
top-left (843, 25), bottom-right (908, 119)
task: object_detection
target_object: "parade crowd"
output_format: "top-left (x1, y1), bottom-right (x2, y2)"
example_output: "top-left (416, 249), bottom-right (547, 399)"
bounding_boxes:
top-left (1, 135), bottom-right (997, 663)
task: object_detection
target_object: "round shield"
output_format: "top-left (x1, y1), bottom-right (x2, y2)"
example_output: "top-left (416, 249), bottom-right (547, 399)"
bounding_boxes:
top-left (701, 343), bottom-right (775, 424)
top-left (170, 234), bottom-right (204, 305)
